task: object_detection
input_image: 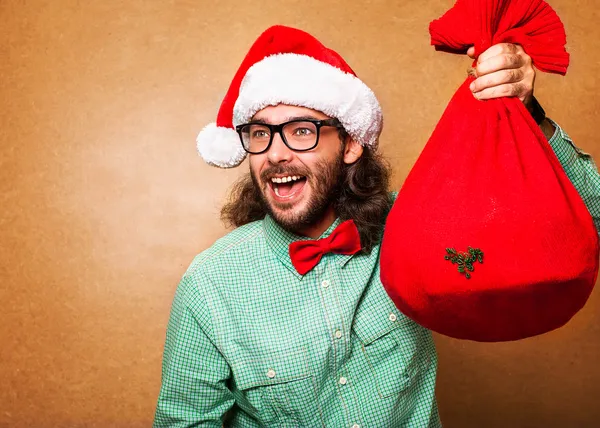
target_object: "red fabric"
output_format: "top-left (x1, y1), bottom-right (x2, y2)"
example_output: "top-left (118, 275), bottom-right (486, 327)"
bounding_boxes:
top-left (380, 0), bottom-right (599, 342)
top-left (289, 220), bottom-right (361, 275)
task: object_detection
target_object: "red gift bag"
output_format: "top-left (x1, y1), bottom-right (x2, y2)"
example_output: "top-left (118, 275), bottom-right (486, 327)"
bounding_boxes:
top-left (380, 0), bottom-right (599, 342)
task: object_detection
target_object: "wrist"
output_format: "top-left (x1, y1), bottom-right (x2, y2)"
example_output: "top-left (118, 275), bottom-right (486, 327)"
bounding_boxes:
top-left (540, 117), bottom-right (556, 140)
top-left (528, 96), bottom-right (555, 140)
top-left (528, 96), bottom-right (546, 125)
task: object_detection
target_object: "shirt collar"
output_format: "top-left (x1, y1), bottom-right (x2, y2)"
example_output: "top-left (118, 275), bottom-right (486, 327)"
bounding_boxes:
top-left (262, 214), bottom-right (356, 279)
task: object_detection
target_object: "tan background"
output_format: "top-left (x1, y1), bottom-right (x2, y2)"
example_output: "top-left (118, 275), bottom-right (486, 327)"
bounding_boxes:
top-left (1, 0), bottom-right (599, 427)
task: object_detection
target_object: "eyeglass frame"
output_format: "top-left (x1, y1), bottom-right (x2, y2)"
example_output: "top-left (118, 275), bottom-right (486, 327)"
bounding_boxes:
top-left (235, 118), bottom-right (344, 155)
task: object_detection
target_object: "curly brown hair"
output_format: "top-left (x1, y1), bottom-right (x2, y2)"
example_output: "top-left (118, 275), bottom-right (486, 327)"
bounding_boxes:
top-left (220, 134), bottom-right (393, 254)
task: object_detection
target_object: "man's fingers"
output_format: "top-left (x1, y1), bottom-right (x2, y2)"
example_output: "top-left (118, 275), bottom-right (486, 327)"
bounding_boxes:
top-left (475, 53), bottom-right (523, 76)
top-left (470, 68), bottom-right (524, 92)
top-left (468, 43), bottom-right (533, 105)
top-left (467, 46), bottom-right (476, 59)
top-left (476, 43), bottom-right (520, 64)
top-left (473, 82), bottom-right (526, 101)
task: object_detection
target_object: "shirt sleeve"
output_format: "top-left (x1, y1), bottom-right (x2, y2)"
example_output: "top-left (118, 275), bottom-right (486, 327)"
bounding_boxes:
top-left (153, 273), bottom-right (234, 428)
top-left (547, 119), bottom-right (600, 236)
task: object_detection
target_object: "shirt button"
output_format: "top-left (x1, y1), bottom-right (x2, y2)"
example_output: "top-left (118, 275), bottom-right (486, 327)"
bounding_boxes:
top-left (266, 369), bottom-right (276, 379)
top-left (321, 280), bottom-right (330, 288)
top-left (352, 424), bottom-right (361, 428)
top-left (334, 329), bottom-right (342, 339)
top-left (339, 376), bottom-right (348, 385)
top-left (389, 313), bottom-right (398, 322)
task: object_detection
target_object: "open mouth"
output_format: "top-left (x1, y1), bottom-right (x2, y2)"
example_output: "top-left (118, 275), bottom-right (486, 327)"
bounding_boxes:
top-left (268, 175), bottom-right (308, 202)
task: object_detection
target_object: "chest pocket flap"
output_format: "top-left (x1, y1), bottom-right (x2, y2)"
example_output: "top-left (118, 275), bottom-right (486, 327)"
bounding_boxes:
top-left (232, 347), bottom-right (311, 391)
top-left (353, 306), bottom-right (410, 345)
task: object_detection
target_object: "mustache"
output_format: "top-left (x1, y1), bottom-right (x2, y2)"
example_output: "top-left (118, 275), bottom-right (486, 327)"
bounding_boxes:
top-left (260, 166), bottom-right (310, 181)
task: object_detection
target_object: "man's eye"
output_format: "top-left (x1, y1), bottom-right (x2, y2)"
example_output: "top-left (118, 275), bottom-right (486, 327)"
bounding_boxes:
top-left (293, 128), bottom-right (313, 136)
top-left (252, 130), bottom-right (269, 138)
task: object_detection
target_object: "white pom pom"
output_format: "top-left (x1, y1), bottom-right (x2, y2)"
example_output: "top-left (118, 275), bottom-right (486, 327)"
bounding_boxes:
top-left (196, 123), bottom-right (247, 168)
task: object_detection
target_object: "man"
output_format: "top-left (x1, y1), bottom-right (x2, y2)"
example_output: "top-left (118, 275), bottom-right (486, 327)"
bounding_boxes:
top-left (153, 26), bottom-right (599, 427)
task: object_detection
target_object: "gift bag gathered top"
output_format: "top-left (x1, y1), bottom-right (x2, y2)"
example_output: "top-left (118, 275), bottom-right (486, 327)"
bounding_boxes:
top-left (380, 0), bottom-right (599, 342)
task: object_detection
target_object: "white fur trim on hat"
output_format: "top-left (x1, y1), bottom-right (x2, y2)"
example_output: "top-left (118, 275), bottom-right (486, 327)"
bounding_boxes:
top-left (196, 123), bottom-right (247, 168)
top-left (233, 53), bottom-right (383, 148)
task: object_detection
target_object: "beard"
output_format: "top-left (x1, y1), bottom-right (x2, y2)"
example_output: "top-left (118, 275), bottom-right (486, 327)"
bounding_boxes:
top-left (250, 154), bottom-right (345, 234)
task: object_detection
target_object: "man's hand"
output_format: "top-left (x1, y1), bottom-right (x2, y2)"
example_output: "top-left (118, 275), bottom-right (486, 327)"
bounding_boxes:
top-left (467, 43), bottom-right (535, 111)
top-left (467, 43), bottom-right (556, 139)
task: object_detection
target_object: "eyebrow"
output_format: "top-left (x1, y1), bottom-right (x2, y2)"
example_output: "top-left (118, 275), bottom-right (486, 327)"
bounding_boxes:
top-left (249, 115), bottom-right (322, 125)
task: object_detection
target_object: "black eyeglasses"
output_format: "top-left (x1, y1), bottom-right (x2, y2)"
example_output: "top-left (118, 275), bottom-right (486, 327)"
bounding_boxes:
top-left (236, 118), bottom-right (343, 154)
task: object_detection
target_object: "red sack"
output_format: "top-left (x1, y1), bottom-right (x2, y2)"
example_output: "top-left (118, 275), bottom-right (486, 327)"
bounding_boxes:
top-left (380, 0), bottom-right (599, 342)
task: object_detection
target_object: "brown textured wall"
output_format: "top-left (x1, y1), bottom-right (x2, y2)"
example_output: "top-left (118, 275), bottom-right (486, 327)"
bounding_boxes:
top-left (1, 0), bottom-right (598, 427)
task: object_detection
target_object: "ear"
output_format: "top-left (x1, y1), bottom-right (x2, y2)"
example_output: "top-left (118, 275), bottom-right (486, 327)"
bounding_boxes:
top-left (343, 138), bottom-right (364, 164)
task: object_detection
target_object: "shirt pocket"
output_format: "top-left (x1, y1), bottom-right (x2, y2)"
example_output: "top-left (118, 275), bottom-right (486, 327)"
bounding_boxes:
top-left (231, 347), bottom-right (324, 427)
top-left (353, 308), bottom-right (432, 399)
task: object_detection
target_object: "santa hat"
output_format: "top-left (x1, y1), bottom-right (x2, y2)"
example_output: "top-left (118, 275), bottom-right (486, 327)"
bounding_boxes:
top-left (196, 25), bottom-right (383, 168)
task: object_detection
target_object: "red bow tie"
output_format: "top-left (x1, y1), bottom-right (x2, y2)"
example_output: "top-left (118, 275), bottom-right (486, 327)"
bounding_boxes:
top-left (288, 219), bottom-right (362, 275)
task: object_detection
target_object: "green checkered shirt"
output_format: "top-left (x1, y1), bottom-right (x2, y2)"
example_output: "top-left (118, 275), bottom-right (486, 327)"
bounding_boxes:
top-left (547, 120), bottom-right (600, 232)
top-left (154, 123), bottom-right (599, 428)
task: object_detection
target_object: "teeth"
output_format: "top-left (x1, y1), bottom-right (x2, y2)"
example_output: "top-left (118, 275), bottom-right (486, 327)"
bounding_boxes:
top-left (271, 175), bottom-right (302, 183)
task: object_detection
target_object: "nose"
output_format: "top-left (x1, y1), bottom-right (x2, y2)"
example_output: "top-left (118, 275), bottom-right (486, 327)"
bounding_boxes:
top-left (266, 132), bottom-right (293, 164)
